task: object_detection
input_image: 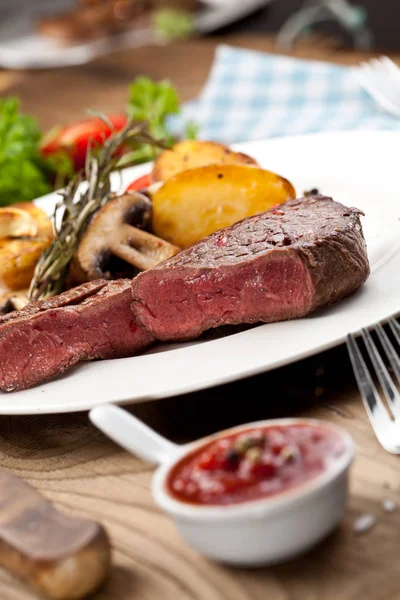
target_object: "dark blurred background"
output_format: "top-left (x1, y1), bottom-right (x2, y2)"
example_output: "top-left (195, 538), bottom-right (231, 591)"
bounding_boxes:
top-left (221, 1), bottom-right (397, 50)
top-left (0, 1), bottom-right (397, 49)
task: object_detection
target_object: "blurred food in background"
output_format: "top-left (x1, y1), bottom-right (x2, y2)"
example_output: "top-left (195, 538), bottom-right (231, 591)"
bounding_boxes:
top-left (36, 0), bottom-right (200, 43)
top-left (0, 1), bottom-right (270, 69)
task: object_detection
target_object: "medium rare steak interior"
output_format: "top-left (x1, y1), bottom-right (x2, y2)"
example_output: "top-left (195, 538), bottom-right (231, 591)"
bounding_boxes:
top-left (131, 195), bottom-right (370, 341)
top-left (0, 279), bottom-right (154, 392)
top-left (0, 195), bottom-right (370, 392)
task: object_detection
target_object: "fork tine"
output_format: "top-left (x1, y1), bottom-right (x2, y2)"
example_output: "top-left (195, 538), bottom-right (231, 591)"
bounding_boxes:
top-left (375, 323), bottom-right (400, 385)
top-left (359, 60), bottom-right (373, 70)
top-left (389, 317), bottom-right (400, 341)
top-left (366, 56), bottom-right (399, 80)
top-left (353, 72), bottom-right (400, 117)
top-left (352, 57), bottom-right (400, 118)
top-left (346, 333), bottom-right (393, 440)
top-left (369, 58), bottom-right (384, 70)
top-left (374, 57), bottom-right (400, 98)
top-left (361, 328), bottom-right (400, 418)
top-left (377, 56), bottom-right (400, 81)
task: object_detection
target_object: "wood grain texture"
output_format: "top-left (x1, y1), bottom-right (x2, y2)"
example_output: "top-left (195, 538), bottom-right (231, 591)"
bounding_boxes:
top-left (0, 33), bottom-right (400, 600)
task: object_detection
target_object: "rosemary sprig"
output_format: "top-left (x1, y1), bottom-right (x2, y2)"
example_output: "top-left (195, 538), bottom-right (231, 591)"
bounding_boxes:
top-left (29, 119), bottom-right (162, 301)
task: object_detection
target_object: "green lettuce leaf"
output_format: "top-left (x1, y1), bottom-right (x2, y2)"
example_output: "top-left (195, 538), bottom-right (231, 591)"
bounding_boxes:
top-left (0, 97), bottom-right (52, 206)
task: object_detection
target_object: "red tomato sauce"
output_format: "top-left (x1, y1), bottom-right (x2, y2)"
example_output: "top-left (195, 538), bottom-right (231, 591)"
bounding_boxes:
top-left (167, 424), bottom-right (345, 506)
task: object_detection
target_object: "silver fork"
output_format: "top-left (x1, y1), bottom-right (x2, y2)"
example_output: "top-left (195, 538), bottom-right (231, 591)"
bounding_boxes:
top-left (347, 318), bottom-right (400, 453)
top-left (351, 55), bottom-right (400, 119)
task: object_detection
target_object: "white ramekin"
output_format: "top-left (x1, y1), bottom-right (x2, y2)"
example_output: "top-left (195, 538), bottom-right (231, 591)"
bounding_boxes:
top-left (90, 405), bottom-right (355, 566)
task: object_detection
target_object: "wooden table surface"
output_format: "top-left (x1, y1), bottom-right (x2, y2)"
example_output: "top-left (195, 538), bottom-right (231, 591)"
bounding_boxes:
top-left (1, 34), bottom-right (400, 600)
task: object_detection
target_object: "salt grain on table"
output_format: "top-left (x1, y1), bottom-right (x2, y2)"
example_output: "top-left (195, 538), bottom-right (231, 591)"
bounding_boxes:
top-left (353, 513), bottom-right (376, 535)
top-left (382, 499), bottom-right (398, 513)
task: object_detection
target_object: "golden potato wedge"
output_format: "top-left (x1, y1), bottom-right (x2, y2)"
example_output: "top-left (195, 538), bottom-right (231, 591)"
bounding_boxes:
top-left (0, 203), bottom-right (54, 291)
top-left (151, 140), bottom-right (259, 183)
top-left (152, 164), bottom-right (296, 248)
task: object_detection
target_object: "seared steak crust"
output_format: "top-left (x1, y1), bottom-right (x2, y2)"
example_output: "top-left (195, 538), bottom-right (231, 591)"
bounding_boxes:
top-left (131, 196), bottom-right (370, 341)
top-left (0, 279), bottom-right (154, 392)
top-left (0, 195), bottom-right (370, 392)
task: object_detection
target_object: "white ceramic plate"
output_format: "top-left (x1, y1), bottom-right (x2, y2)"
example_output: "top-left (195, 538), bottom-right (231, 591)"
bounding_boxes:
top-left (1, 130), bottom-right (399, 414)
top-left (0, 0), bottom-right (271, 69)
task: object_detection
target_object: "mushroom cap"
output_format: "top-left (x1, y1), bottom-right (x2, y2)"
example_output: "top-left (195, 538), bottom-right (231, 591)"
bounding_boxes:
top-left (76, 192), bottom-right (179, 282)
top-left (0, 290), bottom-right (29, 315)
top-left (0, 206), bottom-right (38, 239)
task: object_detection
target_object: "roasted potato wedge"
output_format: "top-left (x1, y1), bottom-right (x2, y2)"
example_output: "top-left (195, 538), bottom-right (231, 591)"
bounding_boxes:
top-left (0, 203), bottom-right (54, 291)
top-left (151, 140), bottom-right (259, 183)
top-left (152, 164), bottom-right (296, 248)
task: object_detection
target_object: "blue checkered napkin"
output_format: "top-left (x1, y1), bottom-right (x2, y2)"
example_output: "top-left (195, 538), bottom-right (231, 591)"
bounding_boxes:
top-left (178, 44), bottom-right (400, 143)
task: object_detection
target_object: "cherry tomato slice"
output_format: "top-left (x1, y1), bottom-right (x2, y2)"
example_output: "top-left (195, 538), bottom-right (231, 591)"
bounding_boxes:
top-left (125, 174), bottom-right (152, 193)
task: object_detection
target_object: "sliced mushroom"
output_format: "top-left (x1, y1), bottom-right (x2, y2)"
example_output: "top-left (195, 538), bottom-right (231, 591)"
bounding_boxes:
top-left (76, 192), bottom-right (180, 281)
top-left (0, 291), bottom-right (29, 316)
top-left (0, 207), bottom-right (38, 239)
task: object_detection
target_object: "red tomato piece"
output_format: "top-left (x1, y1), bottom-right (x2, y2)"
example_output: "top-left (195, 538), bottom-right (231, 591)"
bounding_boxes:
top-left (125, 174), bottom-right (152, 193)
top-left (40, 114), bottom-right (128, 172)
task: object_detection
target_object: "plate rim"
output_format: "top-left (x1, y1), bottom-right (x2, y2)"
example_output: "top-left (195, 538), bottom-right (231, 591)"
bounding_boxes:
top-left (2, 129), bottom-right (400, 414)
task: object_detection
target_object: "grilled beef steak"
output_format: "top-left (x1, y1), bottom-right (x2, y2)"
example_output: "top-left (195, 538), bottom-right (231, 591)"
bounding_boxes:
top-left (0, 279), bottom-right (154, 392)
top-left (131, 196), bottom-right (370, 341)
top-left (0, 195), bottom-right (370, 392)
